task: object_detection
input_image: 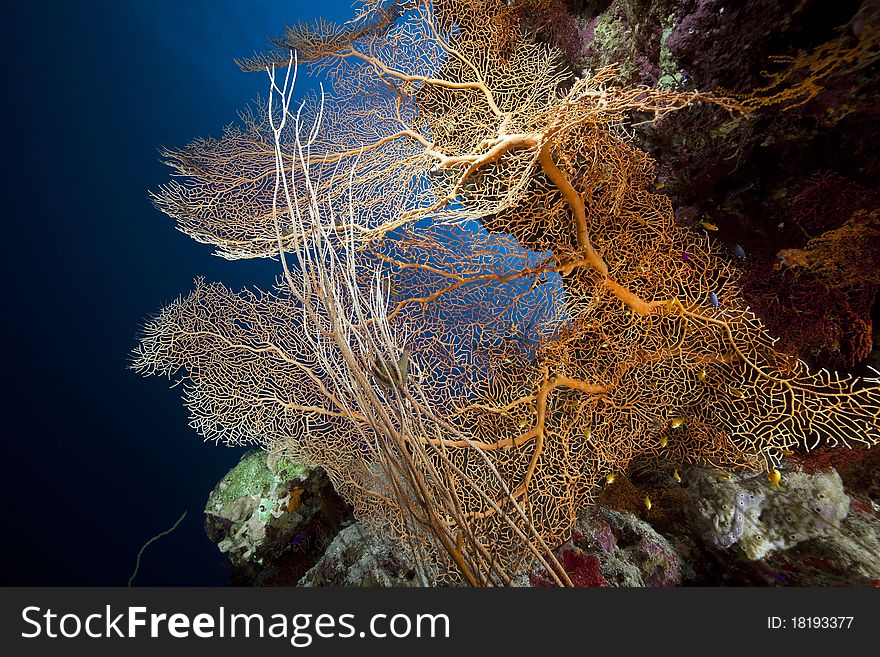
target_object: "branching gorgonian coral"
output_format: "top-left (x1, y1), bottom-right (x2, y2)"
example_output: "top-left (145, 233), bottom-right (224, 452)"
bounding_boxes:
top-left (134, 0), bottom-right (880, 584)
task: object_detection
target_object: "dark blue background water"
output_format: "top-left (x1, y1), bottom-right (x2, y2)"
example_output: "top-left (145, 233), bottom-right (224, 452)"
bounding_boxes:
top-left (4, 0), bottom-right (353, 586)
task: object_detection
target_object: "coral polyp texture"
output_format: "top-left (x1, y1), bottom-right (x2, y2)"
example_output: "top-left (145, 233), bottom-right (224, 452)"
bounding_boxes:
top-left (132, 0), bottom-right (880, 585)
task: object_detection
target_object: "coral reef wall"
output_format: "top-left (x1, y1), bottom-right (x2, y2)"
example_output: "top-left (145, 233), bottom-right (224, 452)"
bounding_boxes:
top-left (519, 0), bottom-right (880, 372)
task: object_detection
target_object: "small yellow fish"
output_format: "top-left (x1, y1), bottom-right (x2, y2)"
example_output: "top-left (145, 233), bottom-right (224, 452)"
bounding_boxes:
top-left (715, 472), bottom-right (733, 480)
top-left (768, 469), bottom-right (782, 487)
top-left (584, 427), bottom-right (592, 441)
top-left (659, 435), bottom-right (669, 448)
top-left (730, 387), bottom-right (745, 398)
top-left (777, 449), bottom-right (794, 456)
top-left (669, 418), bottom-right (685, 429)
top-left (697, 369), bottom-right (707, 382)
top-left (700, 220), bottom-right (719, 231)
top-left (644, 495), bottom-right (653, 510)
top-left (605, 472), bottom-right (616, 485)
top-left (673, 469), bottom-right (682, 483)
top-left (517, 419), bottom-right (529, 429)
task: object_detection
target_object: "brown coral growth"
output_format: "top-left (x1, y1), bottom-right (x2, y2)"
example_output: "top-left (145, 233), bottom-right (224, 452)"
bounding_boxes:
top-left (737, 0), bottom-right (880, 113)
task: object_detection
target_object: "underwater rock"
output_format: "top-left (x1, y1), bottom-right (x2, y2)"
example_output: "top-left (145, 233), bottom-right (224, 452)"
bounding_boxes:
top-left (685, 466), bottom-right (850, 560)
top-left (594, 460), bottom-right (880, 586)
top-left (205, 452), bottom-right (875, 587)
top-left (583, 508), bottom-right (686, 586)
top-left (204, 450), bottom-right (351, 585)
top-left (530, 506), bottom-right (686, 587)
top-left (297, 522), bottom-right (436, 587)
top-left (528, 544), bottom-right (610, 587)
top-left (737, 497), bottom-right (880, 586)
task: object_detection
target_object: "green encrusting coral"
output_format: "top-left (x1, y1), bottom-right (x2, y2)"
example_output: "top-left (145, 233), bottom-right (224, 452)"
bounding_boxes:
top-left (205, 451), bottom-right (312, 563)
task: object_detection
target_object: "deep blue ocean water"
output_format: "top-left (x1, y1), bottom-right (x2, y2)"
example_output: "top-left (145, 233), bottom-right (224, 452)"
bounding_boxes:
top-left (4, 0), bottom-right (354, 586)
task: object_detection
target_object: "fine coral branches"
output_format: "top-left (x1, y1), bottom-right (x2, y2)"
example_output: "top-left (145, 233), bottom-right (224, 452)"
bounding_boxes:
top-left (737, 0), bottom-right (880, 112)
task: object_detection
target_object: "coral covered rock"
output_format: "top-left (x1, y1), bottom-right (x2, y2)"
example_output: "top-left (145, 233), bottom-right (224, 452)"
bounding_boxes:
top-left (530, 506), bottom-right (686, 586)
top-left (738, 498), bottom-right (880, 586)
top-left (685, 467), bottom-right (850, 560)
top-left (297, 522), bottom-right (435, 587)
top-left (204, 450), bottom-right (350, 584)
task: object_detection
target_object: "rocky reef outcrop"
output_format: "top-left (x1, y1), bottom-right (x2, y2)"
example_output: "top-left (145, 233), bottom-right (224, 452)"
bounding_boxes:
top-left (204, 451), bottom-right (351, 585)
